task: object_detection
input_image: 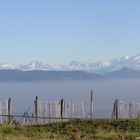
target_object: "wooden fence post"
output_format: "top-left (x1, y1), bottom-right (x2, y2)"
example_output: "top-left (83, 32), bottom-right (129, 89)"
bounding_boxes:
top-left (60, 99), bottom-right (64, 120)
top-left (90, 90), bottom-right (94, 118)
top-left (115, 99), bottom-right (119, 119)
top-left (8, 97), bottom-right (12, 123)
top-left (112, 99), bottom-right (119, 119)
top-left (81, 102), bottom-right (85, 118)
top-left (129, 103), bottom-right (132, 119)
top-left (34, 96), bottom-right (38, 124)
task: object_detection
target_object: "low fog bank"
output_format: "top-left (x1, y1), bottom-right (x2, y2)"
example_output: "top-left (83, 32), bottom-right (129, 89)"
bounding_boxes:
top-left (0, 79), bottom-right (139, 117)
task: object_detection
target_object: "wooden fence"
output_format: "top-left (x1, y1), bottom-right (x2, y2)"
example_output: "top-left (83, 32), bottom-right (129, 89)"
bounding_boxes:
top-left (112, 99), bottom-right (140, 119)
top-left (0, 98), bottom-right (12, 124)
top-left (0, 91), bottom-right (95, 125)
top-left (33, 97), bottom-right (86, 124)
top-left (1, 95), bottom-right (140, 125)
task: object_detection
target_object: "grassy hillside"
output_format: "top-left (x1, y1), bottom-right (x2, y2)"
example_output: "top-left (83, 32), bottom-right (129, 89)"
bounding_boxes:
top-left (1, 119), bottom-right (140, 140)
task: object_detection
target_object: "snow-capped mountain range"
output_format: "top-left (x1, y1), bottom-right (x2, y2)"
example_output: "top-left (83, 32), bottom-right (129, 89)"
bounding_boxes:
top-left (1, 54), bottom-right (140, 74)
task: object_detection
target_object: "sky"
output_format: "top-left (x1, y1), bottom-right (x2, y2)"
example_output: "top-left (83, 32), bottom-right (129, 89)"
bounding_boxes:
top-left (0, 0), bottom-right (140, 64)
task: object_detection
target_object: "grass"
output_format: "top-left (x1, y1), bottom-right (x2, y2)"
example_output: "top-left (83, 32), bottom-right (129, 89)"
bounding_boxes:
top-left (0, 119), bottom-right (140, 139)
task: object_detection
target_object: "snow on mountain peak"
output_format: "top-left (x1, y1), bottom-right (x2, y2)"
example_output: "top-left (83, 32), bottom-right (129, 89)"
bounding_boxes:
top-left (23, 55), bottom-right (140, 72)
top-left (28, 60), bottom-right (45, 70)
top-left (100, 61), bottom-right (111, 67)
top-left (0, 63), bottom-right (18, 70)
top-left (134, 56), bottom-right (140, 62)
top-left (123, 56), bottom-right (130, 60)
top-left (120, 56), bottom-right (130, 61)
top-left (29, 60), bottom-right (42, 66)
top-left (1, 54), bottom-right (140, 73)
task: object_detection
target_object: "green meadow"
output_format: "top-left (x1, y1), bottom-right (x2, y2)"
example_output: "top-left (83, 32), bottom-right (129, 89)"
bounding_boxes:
top-left (0, 119), bottom-right (140, 140)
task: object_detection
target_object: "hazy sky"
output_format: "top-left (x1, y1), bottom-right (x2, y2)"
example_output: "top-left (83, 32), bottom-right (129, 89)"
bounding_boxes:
top-left (0, 0), bottom-right (140, 64)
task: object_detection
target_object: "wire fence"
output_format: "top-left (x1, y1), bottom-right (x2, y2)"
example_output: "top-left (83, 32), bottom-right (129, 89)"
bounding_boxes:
top-left (0, 114), bottom-right (95, 125)
top-left (1, 94), bottom-right (140, 125)
top-left (0, 93), bottom-right (93, 125)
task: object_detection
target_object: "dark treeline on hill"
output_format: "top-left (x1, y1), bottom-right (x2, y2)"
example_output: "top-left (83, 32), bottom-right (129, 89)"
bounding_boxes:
top-left (0, 67), bottom-right (140, 81)
top-left (104, 67), bottom-right (140, 79)
top-left (0, 70), bottom-right (103, 81)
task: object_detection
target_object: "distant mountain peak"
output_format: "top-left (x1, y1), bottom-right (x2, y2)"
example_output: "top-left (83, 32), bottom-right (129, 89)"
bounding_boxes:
top-left (121, 56), bottom-right (130, 60)
top-left (28, 60), bottom-right (42, 65)
top-left (27, 60), bottom-right (45, 70)
top-left (120, 67), bottom-right (133, 72)
top-left (134, 55), bottom-right (140, 62)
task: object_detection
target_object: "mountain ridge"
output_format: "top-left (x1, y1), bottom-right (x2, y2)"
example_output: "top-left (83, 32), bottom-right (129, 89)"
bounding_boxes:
top-left (1, 54), bottom-right (140, 73)
top-left (0, 70), bottom-right (103, 81)
top-left (104, 67), bottom-right (140, 79)
top-left (0, 67), bottom-right (139, 81)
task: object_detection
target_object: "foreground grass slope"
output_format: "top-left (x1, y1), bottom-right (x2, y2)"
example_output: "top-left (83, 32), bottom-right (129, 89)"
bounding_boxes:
top-left (1, 119), bottom-right (140, 140)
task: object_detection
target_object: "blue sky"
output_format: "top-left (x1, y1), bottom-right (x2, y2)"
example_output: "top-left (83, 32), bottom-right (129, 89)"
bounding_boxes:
top-left (0, 0), bottom-right (140, 64)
